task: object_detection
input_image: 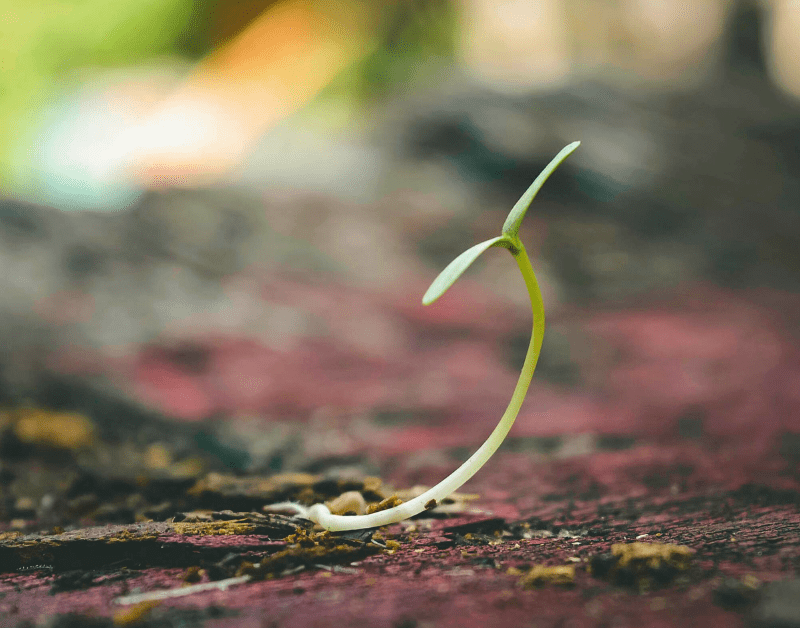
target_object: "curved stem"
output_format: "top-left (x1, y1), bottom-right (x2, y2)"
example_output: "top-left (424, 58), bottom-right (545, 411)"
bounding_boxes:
top-left (309, 239), bottom-right (545, 531)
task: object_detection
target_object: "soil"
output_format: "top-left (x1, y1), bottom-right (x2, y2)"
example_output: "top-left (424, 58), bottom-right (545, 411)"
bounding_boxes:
top-left (1, 354), bottom-right (798, 627)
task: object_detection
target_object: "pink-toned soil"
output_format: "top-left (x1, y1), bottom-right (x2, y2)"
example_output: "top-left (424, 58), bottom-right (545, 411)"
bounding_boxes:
top-left (2, 278), bottom-right (798, 628)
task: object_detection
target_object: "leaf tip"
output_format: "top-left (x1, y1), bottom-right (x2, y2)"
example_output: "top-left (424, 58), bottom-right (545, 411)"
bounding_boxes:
top-left (421, 285), bottom-right (439, 306)
top-left (501, 141), bottom-right (581, 237)
top-left (421, 236), bottom-right (507, 307)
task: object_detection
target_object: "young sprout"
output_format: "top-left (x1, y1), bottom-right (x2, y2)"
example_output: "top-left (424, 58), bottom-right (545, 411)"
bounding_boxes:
top-left (307, 142), bottom-right (581, 531)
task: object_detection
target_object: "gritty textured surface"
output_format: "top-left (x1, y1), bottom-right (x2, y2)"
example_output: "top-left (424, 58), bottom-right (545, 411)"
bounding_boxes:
top-left (1, 389), bottom-right (798, 627)
top-left (1, 267), bottom-right (799, 628)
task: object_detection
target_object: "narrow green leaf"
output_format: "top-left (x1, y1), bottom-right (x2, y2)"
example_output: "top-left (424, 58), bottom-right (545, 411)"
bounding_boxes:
top-left (502, 141), bottom-right (581, 237)
top-left (422, 236), bottom-right (508, 305)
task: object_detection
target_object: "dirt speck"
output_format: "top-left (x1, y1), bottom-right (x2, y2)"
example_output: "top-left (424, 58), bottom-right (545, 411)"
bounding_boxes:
top-left (590, 542), bottom-right (692, 591)
top-left (113, 600), bottom-right (161, 626)
top-left (367, 495), bottom-right (403, 514)
top-left (520, 565), bottom-right (575, 588)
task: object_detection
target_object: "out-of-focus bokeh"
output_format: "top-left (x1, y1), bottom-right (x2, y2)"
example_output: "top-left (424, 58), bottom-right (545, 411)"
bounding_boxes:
top-left (1, 0), bottom-right (799, 507)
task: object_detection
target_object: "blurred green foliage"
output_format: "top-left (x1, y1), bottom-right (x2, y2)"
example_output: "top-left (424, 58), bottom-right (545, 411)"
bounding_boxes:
top-left (0, 0), bottom-right (456, 198)
top-left (307, 0), bottom-right (456, 130)
top-left (355, 0), bottom-right (456, 99)
top-left (0, 0), bottom-right (203, 192)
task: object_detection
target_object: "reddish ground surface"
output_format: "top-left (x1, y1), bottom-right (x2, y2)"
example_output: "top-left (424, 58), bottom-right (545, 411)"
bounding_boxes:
top-left (1, 439), bottom-right (799, 628)
top-left (1, 277), bottom-right (798, 628)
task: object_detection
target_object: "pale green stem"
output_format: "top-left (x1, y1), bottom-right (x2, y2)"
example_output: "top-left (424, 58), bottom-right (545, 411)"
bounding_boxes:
top-left (309, 238), bottom-right (544, 531)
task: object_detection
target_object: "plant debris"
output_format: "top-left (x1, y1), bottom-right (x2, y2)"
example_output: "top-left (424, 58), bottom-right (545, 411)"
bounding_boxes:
top-left (112, 600), bottom-right (161, 625)
top-left (3, 407), bottom-right (95, 450)
top-left (326, 490), bottom-right (368, 516)
top-left (590, 542), bottom-right (693, 590)
top-left (241, 528), bottom-right (386, 580)
top-left (366, 495), bottom-right (403, 514)
top-left (0, 514), bottom-right (302, 574)
top-left (519, 564), bottom-right (576, 588)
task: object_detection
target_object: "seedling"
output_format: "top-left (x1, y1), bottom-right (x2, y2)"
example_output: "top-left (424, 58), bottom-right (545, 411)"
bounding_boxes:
top-left (307, 142), bottom-right (581, 531)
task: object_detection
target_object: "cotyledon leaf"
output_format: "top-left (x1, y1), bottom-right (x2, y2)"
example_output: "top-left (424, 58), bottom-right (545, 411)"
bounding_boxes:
top-left (422, 235), bottom-right (509, 305)
top-left (502, 141), bottom-right (581, 238)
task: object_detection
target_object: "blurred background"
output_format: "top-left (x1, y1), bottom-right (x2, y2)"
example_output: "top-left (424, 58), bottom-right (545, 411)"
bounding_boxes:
top-left (1, 0), bottom-right (799, 524)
